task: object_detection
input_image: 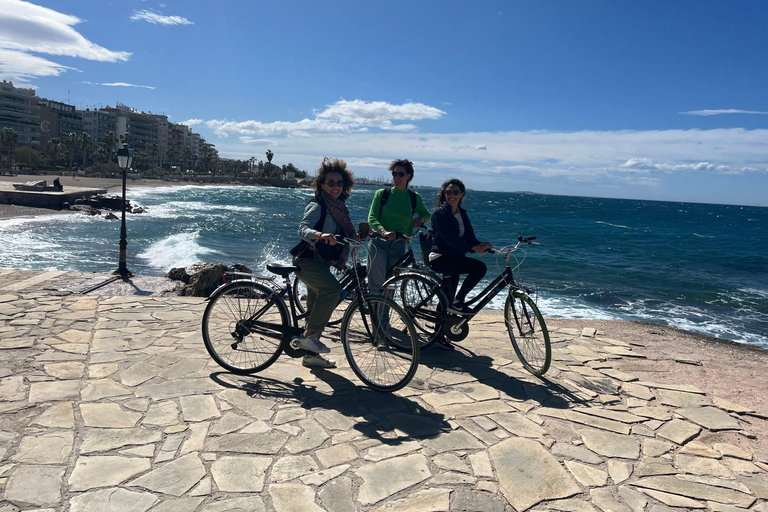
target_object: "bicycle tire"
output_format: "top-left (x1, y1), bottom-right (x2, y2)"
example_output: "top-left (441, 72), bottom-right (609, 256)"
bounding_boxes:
top-left (340, 295), bottom-right (419, 392)
top-left (202, 280), bottom-right (287, 374)
top-left (383, 272), bottom-right (447, 349)
top-left (292, 268), bottom-right (349, 327)
top-left (504, 292), bottom-right (551, 376)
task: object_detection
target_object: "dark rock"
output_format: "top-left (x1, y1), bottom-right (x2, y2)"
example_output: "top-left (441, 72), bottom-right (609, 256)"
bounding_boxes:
top-left (165, 267), bottom-right (190, 283)
top-left (132, 206), bottom-right (146, 214)
top-left (104, 212), bottom-right (118, 220)
top-left (174, 262), bottom-right (254, 297)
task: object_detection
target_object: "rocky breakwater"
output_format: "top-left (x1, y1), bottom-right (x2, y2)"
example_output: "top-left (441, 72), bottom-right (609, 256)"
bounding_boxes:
top-left (165, 262), bottom-right (253, 297)
top-left (68, 194), bottom-right (147, 219)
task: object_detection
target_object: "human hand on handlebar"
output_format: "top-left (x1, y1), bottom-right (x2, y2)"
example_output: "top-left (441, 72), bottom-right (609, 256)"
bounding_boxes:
top-left (319, 233), bottom-right (338, 245)
top-left (412, 216), bottom-right (425, 228)
top-left (472, 241), bottom-right (494, 253)
top-left (379, 230), bottom-right (397, 241)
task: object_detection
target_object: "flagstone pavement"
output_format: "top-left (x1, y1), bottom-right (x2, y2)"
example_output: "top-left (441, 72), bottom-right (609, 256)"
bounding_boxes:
top-left (1, 268), bottom-right (767, 512)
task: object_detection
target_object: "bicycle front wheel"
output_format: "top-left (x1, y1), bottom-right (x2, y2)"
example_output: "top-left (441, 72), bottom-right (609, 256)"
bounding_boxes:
top-left (202, 281), bottom-right (287, 374)
top-left (341, 295), bottom-right (419, 392)
top-left (384, 273), bottom-right (447, 349)
top-left (504, 292), bottom-right (551, 376)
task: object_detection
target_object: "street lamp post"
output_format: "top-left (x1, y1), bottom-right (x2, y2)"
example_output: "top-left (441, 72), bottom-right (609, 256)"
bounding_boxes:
top-left (115, 144), bottom-right (133, 278)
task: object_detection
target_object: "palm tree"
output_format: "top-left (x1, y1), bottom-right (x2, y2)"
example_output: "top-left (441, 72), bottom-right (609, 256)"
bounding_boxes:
top-left (45, 137), bottom-right (64, 171)
top-left (64, 132), bottom-right (79, 176)
top-left (0, 127), bottom-right (18, 173)
top-left (150, 142), bottom-right (159, 170)
top-left (94, 143), bottom-right (110, 165)
top-left (166, 146), bottom-right (178, 174)
top-left (266, 149), bottom-right (274, 164)
top-left (79, 132), bottom-right (92, 170)
top-left (182, 146), bottom-right (191, 173)
top-left (102, 131), bottom-right (118, 163)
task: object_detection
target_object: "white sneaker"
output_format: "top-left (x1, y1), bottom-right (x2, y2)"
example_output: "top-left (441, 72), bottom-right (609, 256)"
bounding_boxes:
top-left (294, 334), bottom-right (330, 354)
top-left (302, 355), bottom-right (336, 368)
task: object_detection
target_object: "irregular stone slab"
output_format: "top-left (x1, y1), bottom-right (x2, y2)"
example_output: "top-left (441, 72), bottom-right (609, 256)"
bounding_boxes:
top-left (45, 361), bottom-right (86, 379)
top-left (313, 409), bottom-right (357, 431)
top-left (714, 442), bottom-right (752, 460)
top-left (433, 453), bottom-right (471, 473)
top-left (552, 442), bottom-right (604, 464)
top-left (286, 419), bottom-right (330, 454)
top-left (69, 456), bottom-right (151, 491)
top-left (712, 396), bottom-right (755, 414)
top-left (364, 440), bottom-right (421, 462)
top-left (657, 389), bottom-right (711, 407)
top-left (488, 412), bottom-right (547, 438)
top-left (469, 451), bottom-right (494, 478)
top-left (386, 411), bottom-right (451, 438)
top-left (599, 368), bottom-right (639, 381)
top-left (179, 395), bottom-right (220, 422)
top-left (355, 453), bottom-right (430, 505)
top-left (723, 458), bottom-right (762, 475)
top-left (319, 476), bottom-right (355, 512)
top-left (316, 443), bottom-right (358, 468)
top-left (299, 464), bottom-right (350, 486)
top-left (120, 361), bottom-right (162, 387)
top-left (128, 452), bottom-right (205, 497)
top-left (680, 440), bottom-right (722, 458)
top-left (607, 460), bottom-right (633, 484)
top-left (420, 389), bottom-right (475, 408)
top-left (135, 378), bottom-right (221, 401)
top-left (590, 488), bottom-right (633, 512)
top-left (205, 431), bottom-right (289, 454)
top-left (0, 375), bottom-right (27, 401)
top-left (678, 474), bottom-right (753, 494)
top-left (4, 465), bottom-right (66, 506)
top-left (81, 403), bottom-right (141, 428)
top-left (638, 381), bottom-right (705, 394)
top-left (198, 496), bottom-right (265, 512)
top-left (489, 436), bottom-right (580, 511)
top-left (629, 406), bottom-right (672, 421)
top-left (656, 418), bottom-right (701, 445)
top-left (216, 388), bottom-right (275, 420)
top-left (180, 422), bottom-right (209, 455)
top-left (13, 431), bottom-right (73, 463)
top-left (144, 497), bottom-right (204, 512)
top-left (574, 407), bottom-right (646, 424)
top-left (28, 379), bottom-right (81, 402)
top-left (640, 489), bottom-right (706, 509)
top-left (271, 455), bottom-right (318, 481)
top-left (643, 438), bottom-right (674, 457)
top-left (210, 455), bottom-right (272, 492)
top-left (33, 401), bottom-right (75, 428)
top-left (80, 379), bottom-right (132, 401)
top-left (440, 400), bottom-right (514, 418)
top-left (80, 427), bottom-right (162, 453)
top-left (618, 485), bottom-right (647, 512)
top-left (420, 430), bottom-right (484, 454)
top-left (581, 429), bottom-right (640, 459)
top-left (142, 401), bottom-right (180, 426)
top-left (676, 454), bottom-right (733, 478)
top-left (631, 476), bottom-right (756, 507)
top-left (549, 498), bottom-right (599, 512)
top-left (68, 487), bottom-right (160, 512)
top-left (270, 483), bottom-right (325, 512)
top-left (0, 337), bottom-right (35, 349)
top-left (537, 407), bottom-right (630, 434)
top-left (677, 407), bottom-right (743, 431)
top-left (209, 412), bottom-right (252, 435)
top-left (368, 487), bottom-right (451, 512)
top-left (565, 460), bottom-right (609, 487)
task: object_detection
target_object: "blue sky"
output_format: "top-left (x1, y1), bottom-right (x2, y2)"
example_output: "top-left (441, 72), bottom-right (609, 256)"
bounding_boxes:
top-left (1, 0), bottom-right (767, 205)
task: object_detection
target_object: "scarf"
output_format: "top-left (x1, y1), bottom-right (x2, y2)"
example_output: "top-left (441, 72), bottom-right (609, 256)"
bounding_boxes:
top-left (319, 190), bottom-right (357, 263)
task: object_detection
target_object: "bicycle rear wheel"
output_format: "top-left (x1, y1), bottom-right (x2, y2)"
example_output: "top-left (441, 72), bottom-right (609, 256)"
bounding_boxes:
top-left (504, 291), bottom-right (551, 376)
top-left (341, 295), bottom-right (419, 392)
top-left (383, 273), bottom-right (447, 349)
top-left (202, 281), bottom-right (287, 374)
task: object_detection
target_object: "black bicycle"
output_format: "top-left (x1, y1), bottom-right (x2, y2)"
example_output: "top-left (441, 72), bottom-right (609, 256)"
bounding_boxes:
top-left (202, 238), bottom-right (420, 392)
top-left (383, 236), bottom-right (551, 376)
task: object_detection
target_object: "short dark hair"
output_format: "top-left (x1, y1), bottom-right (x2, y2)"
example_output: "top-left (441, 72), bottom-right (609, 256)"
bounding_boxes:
top-left (435, 178), bottom-right (466, 208)
top-left (388, 158), bottom-right (414, 186)
top-left (313, 157), bottom-right (354, 200)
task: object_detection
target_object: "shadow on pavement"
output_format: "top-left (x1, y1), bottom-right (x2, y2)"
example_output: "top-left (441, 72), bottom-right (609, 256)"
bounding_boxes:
top-left (209, 372), bottom-right (451, 444)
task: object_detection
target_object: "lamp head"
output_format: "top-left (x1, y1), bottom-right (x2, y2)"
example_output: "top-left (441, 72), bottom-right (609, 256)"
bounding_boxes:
top-left (116, 144), bottom-right (133, 169)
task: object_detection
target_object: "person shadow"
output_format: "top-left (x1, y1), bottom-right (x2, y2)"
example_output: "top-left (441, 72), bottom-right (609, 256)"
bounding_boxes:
top-left (209, 370), bottom-right (452, 445)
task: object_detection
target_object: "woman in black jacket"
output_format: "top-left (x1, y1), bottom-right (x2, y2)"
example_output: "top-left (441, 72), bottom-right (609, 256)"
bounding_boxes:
top-left (428, 178), bottom-right (493, 315)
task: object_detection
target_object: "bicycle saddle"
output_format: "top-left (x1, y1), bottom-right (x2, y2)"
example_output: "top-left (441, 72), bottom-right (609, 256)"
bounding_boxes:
top-left (266, 263), bottom-right (298, 277)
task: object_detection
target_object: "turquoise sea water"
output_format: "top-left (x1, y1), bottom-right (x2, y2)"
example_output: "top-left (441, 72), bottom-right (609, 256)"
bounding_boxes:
top-left (1, 185), bottom-right (765, 348)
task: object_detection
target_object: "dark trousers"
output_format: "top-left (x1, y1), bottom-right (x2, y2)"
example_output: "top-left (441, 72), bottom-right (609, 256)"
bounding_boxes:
top-left (430, 254), bottom-right (487, 304)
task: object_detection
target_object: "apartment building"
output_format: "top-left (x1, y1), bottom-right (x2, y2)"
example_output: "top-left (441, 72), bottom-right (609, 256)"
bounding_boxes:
top-left (0, 80), bottom-right (41, 147)
top-left (37, 99), bottom-right (83, 147)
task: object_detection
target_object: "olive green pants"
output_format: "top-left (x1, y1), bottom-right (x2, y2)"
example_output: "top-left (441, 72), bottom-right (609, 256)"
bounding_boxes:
top-left (293, 256), bottom-right (342, 334)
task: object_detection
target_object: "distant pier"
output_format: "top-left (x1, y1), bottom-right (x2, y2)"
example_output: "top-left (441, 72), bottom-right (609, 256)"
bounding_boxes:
top-left (0, 181), bottom-right (107, 210)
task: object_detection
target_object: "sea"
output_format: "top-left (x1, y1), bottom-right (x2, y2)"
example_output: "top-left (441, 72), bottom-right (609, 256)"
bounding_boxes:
top-left (1, 185), bottom-right (766, 349)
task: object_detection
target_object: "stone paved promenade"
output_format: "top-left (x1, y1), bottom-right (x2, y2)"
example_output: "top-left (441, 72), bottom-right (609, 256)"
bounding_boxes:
top-left (1, 269), bottom-right (767, 512)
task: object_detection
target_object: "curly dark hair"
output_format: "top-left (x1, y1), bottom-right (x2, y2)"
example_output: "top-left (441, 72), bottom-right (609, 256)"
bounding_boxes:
top-left (388, 158), bottom-right (414, 186)
top-left (435, 178), bottom-right (466, 208)
top-left (313, 157), bottom-right (355, 200)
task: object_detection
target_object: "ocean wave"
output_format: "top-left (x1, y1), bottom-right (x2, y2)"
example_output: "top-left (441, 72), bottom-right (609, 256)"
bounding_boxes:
top-left (596, 221), bottom-right (635, 230)
top-left (138, 231), bottom-right (222, 270)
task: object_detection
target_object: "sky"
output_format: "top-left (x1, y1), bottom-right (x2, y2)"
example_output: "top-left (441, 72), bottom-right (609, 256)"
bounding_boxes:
top-left (1, 0), bottom-right (767, 206)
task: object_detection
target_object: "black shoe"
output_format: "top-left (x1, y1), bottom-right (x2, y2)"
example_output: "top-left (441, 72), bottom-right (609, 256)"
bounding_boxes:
top-left (446, 302), bottom-right (473, 315)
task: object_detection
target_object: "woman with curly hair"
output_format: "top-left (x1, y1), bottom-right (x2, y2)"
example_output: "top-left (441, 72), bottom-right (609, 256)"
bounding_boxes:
top-left (429, 178), bottom-right (493, 318)
top-left (291, 157), bottom-right (357, 368)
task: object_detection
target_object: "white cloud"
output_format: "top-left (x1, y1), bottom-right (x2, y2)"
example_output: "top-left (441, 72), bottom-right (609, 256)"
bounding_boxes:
top-left (130, 9), bottom-right (194, 26)
top-left (179, 118), bottom-right (203, 128)
top-left (681, 109), bottom-right (768, 116)
top-left (207, 100), bottom-right (445, 138)
top-left (101, 82), bottom-right (155, 89)
top-left (474, 144), bottom-right (487, 150)
top-left (0, 0), bottom-right (130, 81)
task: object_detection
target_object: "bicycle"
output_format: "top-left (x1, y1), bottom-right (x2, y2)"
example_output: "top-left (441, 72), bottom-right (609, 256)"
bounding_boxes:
top-left (201, 238), bottom-right (420, 392)
top-left (383, 236), bottom-right (551, 376)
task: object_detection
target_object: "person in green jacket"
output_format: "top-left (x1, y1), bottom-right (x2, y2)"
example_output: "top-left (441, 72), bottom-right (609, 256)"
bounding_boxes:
top-left (367, 159), bottom-right (432, 295)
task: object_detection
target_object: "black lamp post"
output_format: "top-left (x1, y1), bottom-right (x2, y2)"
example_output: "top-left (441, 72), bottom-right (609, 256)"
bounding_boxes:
top-left (115, 144), bottom-right (133, 278)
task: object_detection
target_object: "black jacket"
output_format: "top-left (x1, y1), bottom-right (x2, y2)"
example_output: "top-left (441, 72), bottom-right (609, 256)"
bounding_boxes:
top-left (430, 202), bottom-right (481, 257)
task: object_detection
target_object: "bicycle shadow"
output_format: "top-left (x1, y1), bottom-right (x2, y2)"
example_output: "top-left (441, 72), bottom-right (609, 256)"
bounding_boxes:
top-left (416, 341), bottom-right (584, 410)
top-left (209, 371), bottom-right (451, 444)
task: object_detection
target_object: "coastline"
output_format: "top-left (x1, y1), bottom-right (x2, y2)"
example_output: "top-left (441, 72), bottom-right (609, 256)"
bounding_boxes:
top-left (0, 174), bottom-right (235, 220)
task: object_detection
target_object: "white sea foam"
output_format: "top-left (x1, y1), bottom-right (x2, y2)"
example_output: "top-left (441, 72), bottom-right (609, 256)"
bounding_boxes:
top-left (138, 231), bottom-right (222, 270)
top-left (596, 221), bottom-right (635, 230)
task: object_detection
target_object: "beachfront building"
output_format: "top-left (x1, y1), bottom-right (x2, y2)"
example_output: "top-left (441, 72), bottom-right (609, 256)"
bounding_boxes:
top-left (102, 103), bottom-right (158, 155)
top-left (0, 80), bottom-right (41, 148)
top-left (80, 108), bottom-right (117, 146)
top-left (37, 99), bottom-right (84, 147)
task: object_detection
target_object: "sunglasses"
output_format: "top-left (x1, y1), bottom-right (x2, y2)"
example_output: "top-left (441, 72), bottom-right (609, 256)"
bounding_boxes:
top-left (445, 189), bottom-right (462, 196)
top-left (391, 171), bottom-right (408, 178)
top-left (324, 179), bottom-right (343, 187)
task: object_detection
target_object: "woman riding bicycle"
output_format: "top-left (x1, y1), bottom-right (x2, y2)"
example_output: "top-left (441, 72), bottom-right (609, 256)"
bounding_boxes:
top-left (290, 157), bottom-right (357, 368)
top-left (367, 159), bottom-right (432, 295)
top-left (429, 178), bottom-right (493, 317)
